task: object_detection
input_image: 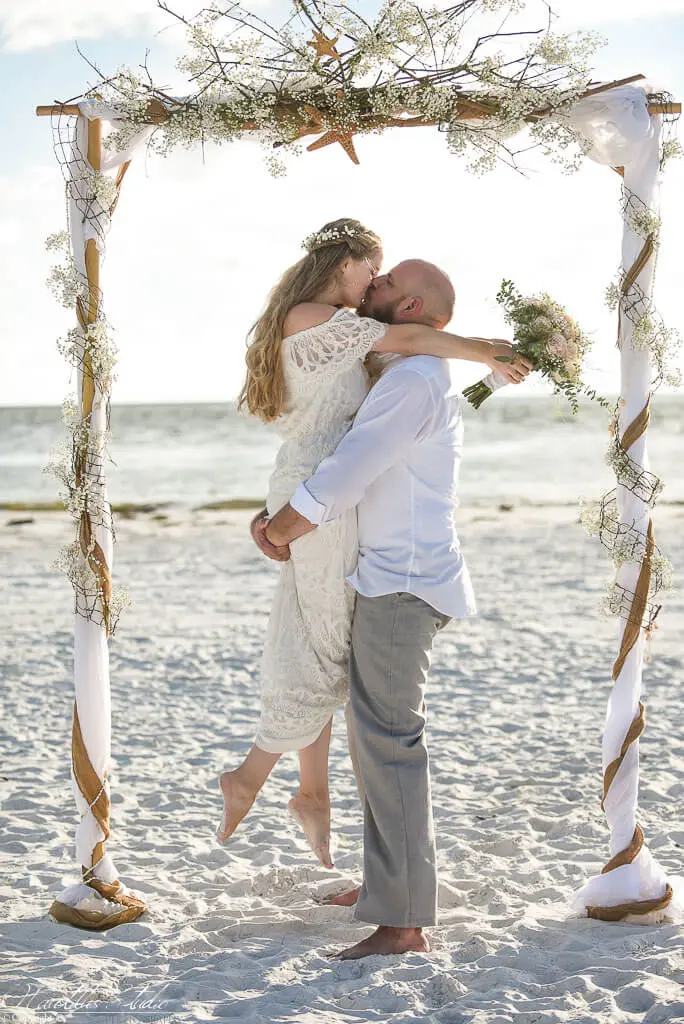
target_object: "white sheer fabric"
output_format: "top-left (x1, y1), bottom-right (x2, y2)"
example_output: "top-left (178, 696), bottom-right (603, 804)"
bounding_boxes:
top-left (562, 85), bottom-right (684, 922)
top-left (57, 104), bottom-right (152, 912)
top-left (256, 309), bottom-right (388, 752)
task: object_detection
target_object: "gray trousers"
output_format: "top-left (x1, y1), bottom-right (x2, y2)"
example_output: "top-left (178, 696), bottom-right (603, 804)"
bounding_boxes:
top-left (348, 591), bottom-right (451, 928)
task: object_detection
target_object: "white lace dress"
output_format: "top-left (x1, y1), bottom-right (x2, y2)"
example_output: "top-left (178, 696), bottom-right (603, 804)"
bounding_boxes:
top-left (254, 308), bottom-right (388, 753)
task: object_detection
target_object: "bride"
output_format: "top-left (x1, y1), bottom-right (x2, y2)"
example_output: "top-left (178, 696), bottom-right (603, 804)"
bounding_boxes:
top-left (217, 217), bottom-right (529, 866)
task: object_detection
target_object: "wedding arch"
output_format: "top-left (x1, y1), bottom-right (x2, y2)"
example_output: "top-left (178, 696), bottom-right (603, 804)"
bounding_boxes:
top-left (36, 0), bottom-right (683, 932)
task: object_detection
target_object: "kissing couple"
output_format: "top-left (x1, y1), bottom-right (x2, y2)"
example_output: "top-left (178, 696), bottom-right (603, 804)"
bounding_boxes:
top-left (217, 218), bottom-right (531, 960)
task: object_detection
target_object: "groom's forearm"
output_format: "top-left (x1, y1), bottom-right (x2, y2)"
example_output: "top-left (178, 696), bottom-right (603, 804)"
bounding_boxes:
top-left (265, 503), bottom-right (317, 546)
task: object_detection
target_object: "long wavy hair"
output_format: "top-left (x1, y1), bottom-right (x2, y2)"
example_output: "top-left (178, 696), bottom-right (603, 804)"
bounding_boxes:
top-left (237, 217), bottom-right (382, 422)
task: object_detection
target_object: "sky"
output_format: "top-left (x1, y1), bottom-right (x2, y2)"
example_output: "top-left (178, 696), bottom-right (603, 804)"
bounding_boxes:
top-left (1, 0), bottom-right (683, 405)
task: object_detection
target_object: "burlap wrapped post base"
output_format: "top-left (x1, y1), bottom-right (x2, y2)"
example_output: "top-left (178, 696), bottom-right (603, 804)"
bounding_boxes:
top-left (49, 876), bottom-right (146, 931)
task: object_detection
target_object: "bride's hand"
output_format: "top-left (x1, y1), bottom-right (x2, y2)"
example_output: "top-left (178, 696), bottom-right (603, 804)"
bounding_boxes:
top-left (486, 340), bottom-right (533, 384)
top-left (250, 509), bottom-right (291, 562)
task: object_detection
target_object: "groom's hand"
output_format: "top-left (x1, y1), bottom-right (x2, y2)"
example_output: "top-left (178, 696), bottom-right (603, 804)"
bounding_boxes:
top-left (250, 508), bottom-right (291, 562)
top-left (266, 502), bottom-right (317, 547)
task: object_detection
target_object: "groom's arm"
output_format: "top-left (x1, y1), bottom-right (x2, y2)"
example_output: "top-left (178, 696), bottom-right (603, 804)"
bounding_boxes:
top-left (265, 368), bottom-right (435, 547)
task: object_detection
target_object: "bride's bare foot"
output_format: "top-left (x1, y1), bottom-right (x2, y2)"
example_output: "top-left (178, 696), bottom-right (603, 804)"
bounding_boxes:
top-left (288, 790), bottom-right (333, 869)
top-left (318, 886), bottom-right (360, 907)
top-left (326, 926), bottom-right (431, 960)
top-left (216, 771), bottom-right (257, 843)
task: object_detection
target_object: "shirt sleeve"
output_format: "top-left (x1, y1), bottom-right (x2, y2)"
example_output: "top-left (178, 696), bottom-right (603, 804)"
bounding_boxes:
top-left (290, 367), bottom-right (436, 524)
top-left (285, 308), bottom-right (388, 376)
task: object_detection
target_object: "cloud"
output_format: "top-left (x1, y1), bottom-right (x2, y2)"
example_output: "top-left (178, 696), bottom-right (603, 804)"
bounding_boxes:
top-left (0, 0), bottom-right (204, 53)
top-left (2, 0), bottom-right (684, 53)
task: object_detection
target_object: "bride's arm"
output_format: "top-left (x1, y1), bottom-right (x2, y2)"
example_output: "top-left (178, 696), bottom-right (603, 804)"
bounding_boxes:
top-left (373, 325), bottom-right (533, 382)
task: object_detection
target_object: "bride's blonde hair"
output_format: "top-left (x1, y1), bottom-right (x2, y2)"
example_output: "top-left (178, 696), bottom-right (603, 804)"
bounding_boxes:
top-left (237, 217), bottom-right (382, 423)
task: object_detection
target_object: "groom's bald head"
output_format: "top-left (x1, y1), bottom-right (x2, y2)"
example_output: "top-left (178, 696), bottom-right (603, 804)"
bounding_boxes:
top-left (359, 259), bottom-right (455, 329)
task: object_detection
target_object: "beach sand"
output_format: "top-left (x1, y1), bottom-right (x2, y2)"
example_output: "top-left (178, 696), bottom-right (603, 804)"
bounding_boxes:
top-left (1, 505), bottom-right (683, 1023)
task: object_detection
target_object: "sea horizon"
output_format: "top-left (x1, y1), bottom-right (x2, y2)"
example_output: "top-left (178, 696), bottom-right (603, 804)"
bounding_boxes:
top-left (3, 396), bottom-right (684, 510)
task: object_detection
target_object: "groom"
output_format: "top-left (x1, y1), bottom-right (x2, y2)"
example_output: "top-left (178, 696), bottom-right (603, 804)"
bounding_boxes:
top-left (254, 260), bottom-right (530, 960)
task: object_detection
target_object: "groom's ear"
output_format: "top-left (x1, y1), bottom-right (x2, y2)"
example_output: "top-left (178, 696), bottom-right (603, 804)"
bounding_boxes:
top-left (395, 295), bottom-right (423, 321)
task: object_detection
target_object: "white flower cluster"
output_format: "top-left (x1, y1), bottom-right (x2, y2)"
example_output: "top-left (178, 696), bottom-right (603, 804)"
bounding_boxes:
top-left (45, 230), bottom-right (88, 309)
top-left (599, 541), bottom-right (672, 625)
top-left (538, 30), bottom-right (604, 69)
top-left (57, 320), bottom-right (119, 392)
top-left (43, 430), bottom-right (109, 525)
top-left (109, 585), bottom-right (134, 625)
top-left (652, 551), bottom-right (674, 591)
top-left (45, 229), bottom-right (70, 252)
top-left (605, 439), bottom-right (665, 507)
top-left (481, 0), bottom-right (524, 10)
top-left (578, 496), bottom-right (615, 538)
top-left (51, 540), bottom-right (132, 633)
top-left (302, 224), bottom-right (363, 251)
top-left (91, 171), bottom-right (119, 211)
top-left (604, 282), bottom-right (620, 311)
top-left (601, 581), bottom-right (625, 619)
top-left (661, 138), bottom-right (683, 165)
top-left (625, 201), bottom-right (661, 241)
top-left (604, 268), bottom-right (681, 386)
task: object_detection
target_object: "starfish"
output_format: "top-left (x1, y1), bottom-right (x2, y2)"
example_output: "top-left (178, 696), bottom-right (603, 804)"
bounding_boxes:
top-left (307, 29), bottom-right (342, 62)
top-left (304, 92), bottom-right (360, 164)
top-left (307, 128), bottom-right (359, 164)
top-left (304, 104), bottom-right (325, 129)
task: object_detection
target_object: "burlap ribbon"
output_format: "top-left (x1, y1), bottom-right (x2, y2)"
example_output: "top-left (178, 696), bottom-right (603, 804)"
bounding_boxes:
top-left (588, 243), bottom-right (672, 919)
top-left (48, 701), bottom-right (146, 930)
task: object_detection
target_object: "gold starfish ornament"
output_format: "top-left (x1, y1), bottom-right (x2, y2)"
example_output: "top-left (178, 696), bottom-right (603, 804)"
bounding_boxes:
top-left (303, 91), bottom-right (360, 165)
top-left (306, 128), bottom-right (359, 165)
top-left (307, 29), bottom-right (342, 61)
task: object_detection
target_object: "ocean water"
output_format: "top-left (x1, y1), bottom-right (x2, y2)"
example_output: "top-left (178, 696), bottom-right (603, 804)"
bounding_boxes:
top-left (1, 396), bottom-right (683, 508)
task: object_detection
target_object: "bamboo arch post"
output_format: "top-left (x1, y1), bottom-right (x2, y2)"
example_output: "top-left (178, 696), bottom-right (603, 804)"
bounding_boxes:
top-left (47, 112), bottom-right (146, 931)
top-left (582, 112), bottom-right (674, 922)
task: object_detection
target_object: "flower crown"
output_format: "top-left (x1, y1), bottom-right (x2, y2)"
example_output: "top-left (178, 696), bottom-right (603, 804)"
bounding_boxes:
top-left (302, 224), bottom-right (363, 252)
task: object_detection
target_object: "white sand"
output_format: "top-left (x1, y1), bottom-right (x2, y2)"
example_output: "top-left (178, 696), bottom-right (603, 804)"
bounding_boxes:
top-left (1, 505), bottom-right (684, 1024)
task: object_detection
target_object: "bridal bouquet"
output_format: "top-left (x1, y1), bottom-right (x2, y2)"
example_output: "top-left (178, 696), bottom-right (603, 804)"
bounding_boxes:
top-left (463, 280), bottom-right (606, 414)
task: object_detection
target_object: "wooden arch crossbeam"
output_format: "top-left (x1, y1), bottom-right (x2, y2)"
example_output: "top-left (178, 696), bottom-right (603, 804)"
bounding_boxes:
top-left (36, 73), bottom-right (680, 165)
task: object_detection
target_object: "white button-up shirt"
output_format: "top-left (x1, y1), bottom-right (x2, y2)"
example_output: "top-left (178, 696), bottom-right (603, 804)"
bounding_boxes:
top-left (290, 354), bottom-right (477, 620)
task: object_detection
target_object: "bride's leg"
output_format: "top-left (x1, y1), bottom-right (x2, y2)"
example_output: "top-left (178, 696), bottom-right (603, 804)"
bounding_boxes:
top-left (217, 744), bottom-right (281, 842)
top-left (289, 717), bottom-right (334, 869)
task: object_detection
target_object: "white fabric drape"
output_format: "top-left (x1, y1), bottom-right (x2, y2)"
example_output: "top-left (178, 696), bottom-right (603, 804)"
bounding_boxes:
top-left (56, 104), bottom-right (153, 912)
top-left (564, 85), bottom-right (684, 921)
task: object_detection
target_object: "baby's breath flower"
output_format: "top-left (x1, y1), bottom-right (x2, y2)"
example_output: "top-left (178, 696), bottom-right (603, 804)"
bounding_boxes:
top-left (45, 230), bottom-right (70, 253)
top-left (46, 252), bottom-right (87, 310)
top-left (604, 282), bottom-right (620, 311)
top-left (91, 171), bottom-right (119, 210)
top-left (626, 203), bottom-right (661, 240)
top-left (661, 138), bottom-right (683, 165)
top-left (302, 223), bottom-right (363, 250)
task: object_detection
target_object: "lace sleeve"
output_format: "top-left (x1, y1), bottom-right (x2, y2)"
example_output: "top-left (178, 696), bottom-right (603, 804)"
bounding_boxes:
top-left (284, 308), bottom-right (388, 376)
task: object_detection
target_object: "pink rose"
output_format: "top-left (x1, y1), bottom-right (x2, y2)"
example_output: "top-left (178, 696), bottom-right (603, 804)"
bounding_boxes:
top-left (547, 333), bottom-right (570, 360)
top-left (565, 340), bottom-right (579, 365)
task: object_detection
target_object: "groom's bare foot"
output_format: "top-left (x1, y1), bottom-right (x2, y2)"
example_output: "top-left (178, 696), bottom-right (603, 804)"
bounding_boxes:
top-left (288, 791), bottom-right (333, 869)
top-left (327, 926), bottom-right (431, 961)
top-left (216, 771), bottom-right (256, 842)
top-left (319, 886), bottom-right (361, 907)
